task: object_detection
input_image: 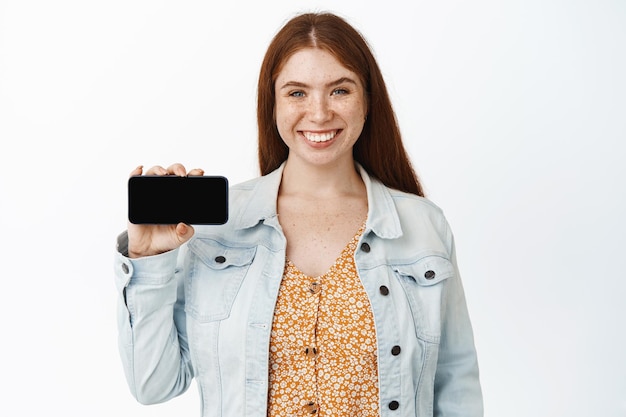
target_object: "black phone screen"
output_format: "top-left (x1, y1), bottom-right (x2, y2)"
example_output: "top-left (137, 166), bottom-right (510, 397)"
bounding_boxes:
top-left (128, 176), bottom-right (228, 225)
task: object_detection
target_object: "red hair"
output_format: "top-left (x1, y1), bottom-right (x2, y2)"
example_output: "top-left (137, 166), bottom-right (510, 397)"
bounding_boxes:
top-left (257, 12), bottom-right (424, 196)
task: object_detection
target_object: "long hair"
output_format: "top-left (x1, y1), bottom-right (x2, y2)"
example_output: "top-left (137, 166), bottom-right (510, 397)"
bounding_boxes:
top-left (257, 12), bottom-right (424, 196)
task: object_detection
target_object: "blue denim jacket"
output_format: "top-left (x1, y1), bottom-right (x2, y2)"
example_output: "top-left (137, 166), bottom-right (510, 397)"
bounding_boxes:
top-left (114, 163), bottom-right (483, 417)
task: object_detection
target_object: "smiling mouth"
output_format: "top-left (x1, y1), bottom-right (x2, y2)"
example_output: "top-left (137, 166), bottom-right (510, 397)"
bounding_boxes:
top-left (302, 130), bottom-right (338, 143)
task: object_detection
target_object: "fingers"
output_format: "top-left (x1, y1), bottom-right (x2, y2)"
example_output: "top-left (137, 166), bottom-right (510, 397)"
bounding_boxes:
top-left (137, 164), bottom-right (205, 177)
top-left (175, 223), bottom-right (195, 243)
top-left (187, 168), bottom-right (205, 177)
top-left (166, 164), bottom-right (204, 177)
top-left (166, 163), bottom-right (187, 177)
top-left (129, 165), bottom-right (143, 177)
top-left (144, 164), bottom-right (184, 176)
top-left (145, 165), bottom-right (170, 176)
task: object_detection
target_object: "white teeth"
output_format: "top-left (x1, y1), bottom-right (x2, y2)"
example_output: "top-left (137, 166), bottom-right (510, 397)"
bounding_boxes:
top-left (303, 131), bottom-right (336, 143)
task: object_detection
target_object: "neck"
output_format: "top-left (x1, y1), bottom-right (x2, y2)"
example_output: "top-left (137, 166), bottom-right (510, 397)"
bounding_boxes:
top-left (279, 156), bottom-right (365, 199)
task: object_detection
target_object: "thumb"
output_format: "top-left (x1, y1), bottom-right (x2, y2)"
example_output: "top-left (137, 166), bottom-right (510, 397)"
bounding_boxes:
top-left (175, 223), bottom-right (195, 244)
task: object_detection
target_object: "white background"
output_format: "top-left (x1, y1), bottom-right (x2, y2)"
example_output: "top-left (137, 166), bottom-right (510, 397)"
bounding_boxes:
top-left (1, 0), bottom-right (625, 416)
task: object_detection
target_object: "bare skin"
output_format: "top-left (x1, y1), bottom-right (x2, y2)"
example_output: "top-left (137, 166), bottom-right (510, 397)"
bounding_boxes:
top-left (277, 161), bottom-right (367, 278)
top-left (127, 163), bottom-right (204, 258)
top-left (274, 48), bottom-right (369, 277)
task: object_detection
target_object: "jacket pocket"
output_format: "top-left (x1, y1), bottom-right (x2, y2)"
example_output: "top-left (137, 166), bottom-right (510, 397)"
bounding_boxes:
top-left (392, 254), bottom-right (454, 343)
top-left (185, 238), bottom-right (257, 322)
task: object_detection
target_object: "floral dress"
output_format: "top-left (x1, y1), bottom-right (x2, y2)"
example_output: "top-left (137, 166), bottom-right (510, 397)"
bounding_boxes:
top-left (268, 225), bottom-right (380, 416)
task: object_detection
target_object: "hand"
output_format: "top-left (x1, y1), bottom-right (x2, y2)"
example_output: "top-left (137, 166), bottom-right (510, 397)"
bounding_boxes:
top-left (127, 163), bottom-right (204, 258)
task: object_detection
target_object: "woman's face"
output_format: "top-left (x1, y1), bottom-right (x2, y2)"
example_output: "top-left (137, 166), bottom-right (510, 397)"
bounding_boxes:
top-left (274, 47), bottom-right (368, 169)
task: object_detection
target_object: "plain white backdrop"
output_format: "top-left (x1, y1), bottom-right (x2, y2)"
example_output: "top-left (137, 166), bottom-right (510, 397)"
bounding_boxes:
top-left (1, 0), bottom-right (624, 415)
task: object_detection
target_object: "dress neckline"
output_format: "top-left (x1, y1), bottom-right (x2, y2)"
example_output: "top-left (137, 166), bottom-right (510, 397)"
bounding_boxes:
top-left (285, 221), bottom-right (366, 279)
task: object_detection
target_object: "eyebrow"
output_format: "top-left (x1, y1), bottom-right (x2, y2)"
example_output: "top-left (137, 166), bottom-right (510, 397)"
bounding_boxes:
top-left (279, 77), bottom-right (358, 90)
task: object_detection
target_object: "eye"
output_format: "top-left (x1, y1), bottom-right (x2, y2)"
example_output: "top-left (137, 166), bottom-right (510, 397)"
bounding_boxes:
top-left (289, 90), bottom-right (305, 97)
top-left (332, 88), bottom-right (349, 95)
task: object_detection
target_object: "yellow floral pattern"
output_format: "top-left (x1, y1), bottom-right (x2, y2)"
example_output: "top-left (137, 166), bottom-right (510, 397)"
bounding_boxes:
top-left (268, 225), bottom-right (380, 416)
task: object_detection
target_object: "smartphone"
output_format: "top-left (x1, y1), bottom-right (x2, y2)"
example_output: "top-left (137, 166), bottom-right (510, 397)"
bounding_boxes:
top-left (128, 175), bottom-right (228, 225)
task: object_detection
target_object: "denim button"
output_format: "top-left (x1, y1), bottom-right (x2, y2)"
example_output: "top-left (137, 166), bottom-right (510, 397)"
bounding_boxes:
top-left (391, 345), bottom-right (401, 356)
top-left (360, 242), bottom-right (371, 253)
top-left (121, 263), bottom-right (129, 274)
top-left (215, 256), bottom-right (226, 264)
top-left (424, 270), bottom-right (436, 279)
top-left (389, 400), bottom-right (399, 410)
top-left (379, 285), bottom-right (389, 296)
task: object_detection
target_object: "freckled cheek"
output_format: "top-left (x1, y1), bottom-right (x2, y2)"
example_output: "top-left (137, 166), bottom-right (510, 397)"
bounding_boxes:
top-left (275, 102), bottom-right (304, 126)
top-left (337, 105), bottom-right (366, 127)
top-left (274, 109), bottom-right (301, 141)
top-left (335, 97), bottom-right (366, 118)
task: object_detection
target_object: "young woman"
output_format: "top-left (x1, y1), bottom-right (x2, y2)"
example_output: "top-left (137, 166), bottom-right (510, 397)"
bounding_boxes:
top-left (115, 12), bottom-right (483, 417)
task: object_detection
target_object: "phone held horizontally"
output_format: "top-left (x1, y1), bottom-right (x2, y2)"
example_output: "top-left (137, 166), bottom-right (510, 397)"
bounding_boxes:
top-left (128, 175), bottom-right (228, 225)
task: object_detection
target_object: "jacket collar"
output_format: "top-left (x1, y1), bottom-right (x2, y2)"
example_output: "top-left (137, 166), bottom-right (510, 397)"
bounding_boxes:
top-left (357, 163), bottom-right (403, 239)
top-left (234, 163), bottom-right (285, 230)
top-left (234, 162), bottom-right (403, 239)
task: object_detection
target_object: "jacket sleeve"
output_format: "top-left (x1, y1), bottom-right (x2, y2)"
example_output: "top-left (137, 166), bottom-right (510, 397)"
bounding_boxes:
top-left (114, 231), bottom-right (194, 405)
top-left (433, 223), bottom-right (484, 417)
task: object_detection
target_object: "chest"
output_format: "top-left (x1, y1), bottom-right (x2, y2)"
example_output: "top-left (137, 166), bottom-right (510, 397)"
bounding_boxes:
top-left (277, 196), bottom-right (367, 277)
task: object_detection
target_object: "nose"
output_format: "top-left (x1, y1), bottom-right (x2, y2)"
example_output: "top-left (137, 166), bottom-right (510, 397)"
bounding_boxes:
top-left (308, 94), bottom-right (332, 123)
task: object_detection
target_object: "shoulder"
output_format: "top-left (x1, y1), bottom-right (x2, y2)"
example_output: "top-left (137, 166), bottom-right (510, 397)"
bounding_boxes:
top-left (359, 164), bottom-right (448, 235)
top-left (228, 166), bottom-right (282, 201)
top-left (372, 182), bottom-right (454, 258)
top-left (372, 178), bottom-right (449, 230)
top-left (230, 174), bottom-right (264, 191)
top-left (227, 176), bottom-right (261, 210)
top-left (388, 187), bottom-right (445, 216)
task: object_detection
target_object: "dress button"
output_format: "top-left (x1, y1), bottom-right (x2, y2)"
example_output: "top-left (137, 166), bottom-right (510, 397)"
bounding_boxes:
top-left (391, 345), bottom-right (401, 356)
top-left (379, 285), bottom-right (389, 296)
top-left (424, 270), bottom-right (436, 279)
top-left (305, 346), bottom-right (318, 358)
top-left (215, 256), bottom-right (226, 264)
top-left (309, 282), bottom-right (322, 294)
top-left (303, 401), bottom-right (319, 414)
top-left (360, 242), bottom-right (371, 253)
top-left (389, 400), bottom-right (399, 410)
top-left (121, 263), bottom-right (129, 274)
